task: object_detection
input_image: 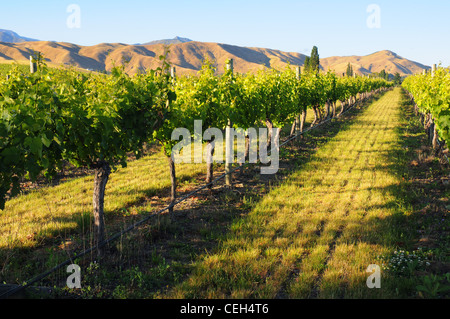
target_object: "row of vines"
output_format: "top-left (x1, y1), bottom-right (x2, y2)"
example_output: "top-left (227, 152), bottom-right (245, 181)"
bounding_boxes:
top-left (0, 55), bottom-right (393, 255)
top-left (402, 67), bottom-right (450, 154)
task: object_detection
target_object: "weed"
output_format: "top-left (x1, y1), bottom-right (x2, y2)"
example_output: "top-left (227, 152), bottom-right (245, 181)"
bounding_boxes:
top-left (416, 274), bottom-right (450, 299)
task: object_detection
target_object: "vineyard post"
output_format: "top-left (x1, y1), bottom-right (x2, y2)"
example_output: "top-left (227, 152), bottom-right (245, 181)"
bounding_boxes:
top-left (225, 59), bottom-right (233, 187)
top-left (298, 66), bottom-right (306, 135)
top-left (289, 66), bottom-right (302, 141)
top-left (30, 55), bottom-right (37, 74)
top-left (431, 64), bottom-right (439, 149)
top-left (295, 66), bottom-right (302, 136)
top-left (169, 67), bottom-right (177, 213)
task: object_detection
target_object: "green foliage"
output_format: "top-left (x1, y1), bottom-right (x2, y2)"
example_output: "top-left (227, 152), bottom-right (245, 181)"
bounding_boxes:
top-left (303, 46), bottom-right (319, 74)
top-left (0, 54), bottom-right (393, 210)
top-left (377, 249), bottom-right (433, 276)
top-left (309, 46), bottom-right (320, 74)
top-left (416, 274), bottom-right (450, 298)
top-left (0, 63), bottom-right (29, 77)
top-left (371, 69), bottom-right (390, 80)
top-left (403, 67), bottom-right (450, 147)
top-left (0, 64), bottom-right (65, 208)
top-left (303, 57), bottom-right (310, 74)
top-left (393, 72), bottom-right (403, 85)
top-left (0, 58), bottom-right (171, 208)
top-left (346, 63), bottom-right (354, 77)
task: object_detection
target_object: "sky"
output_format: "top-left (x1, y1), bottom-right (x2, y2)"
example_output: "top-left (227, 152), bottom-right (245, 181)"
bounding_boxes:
top-left (1, 0), bottom-right (449, 66)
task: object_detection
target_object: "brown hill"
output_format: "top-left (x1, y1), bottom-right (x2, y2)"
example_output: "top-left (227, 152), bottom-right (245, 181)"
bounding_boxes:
top-left (320, 50), bottom-right (430, 76)
top-left (0, 40), bottom-right (429, 76)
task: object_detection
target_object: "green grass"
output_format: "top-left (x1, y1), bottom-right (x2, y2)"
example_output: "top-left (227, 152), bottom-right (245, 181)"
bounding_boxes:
top-left (2, 88), bottom-right (448, 299)
top-left (0, 148), bottom-right (207, 283)
top-left (164, 88), bottom-right (448, 299)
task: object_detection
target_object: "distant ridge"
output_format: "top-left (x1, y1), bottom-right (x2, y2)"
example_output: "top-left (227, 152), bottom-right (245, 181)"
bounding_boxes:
top-left (140, 36), bottom-right (193, 46)
top-left (320, 50), bottom-right (430, 77)
top-left (0, 35), bottom-right (430, 76)
top-left (0, 29), bottom-right (38, 43)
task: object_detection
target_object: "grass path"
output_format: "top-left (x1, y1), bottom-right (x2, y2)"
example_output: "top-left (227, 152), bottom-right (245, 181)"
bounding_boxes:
top-left (167, 88), bottom-right (417, 299)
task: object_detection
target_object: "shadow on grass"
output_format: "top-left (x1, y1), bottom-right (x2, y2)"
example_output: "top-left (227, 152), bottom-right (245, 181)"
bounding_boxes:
top-left (0, 92), bottom-right (393, 298)
top-left (152, 88), bottom-right (448, 299)
top-left (336, 88), bottom-right (450, 299)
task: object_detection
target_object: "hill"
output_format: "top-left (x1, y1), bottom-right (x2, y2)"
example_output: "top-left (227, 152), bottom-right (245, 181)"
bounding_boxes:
top-left (141, 36), bottom-right (193, 45)
top-left (320, 50), bottom-right (430, 76)
top-left (0, 29), bottom-right (38, 43)
top-left (0, 39), bottom-right (429, 76)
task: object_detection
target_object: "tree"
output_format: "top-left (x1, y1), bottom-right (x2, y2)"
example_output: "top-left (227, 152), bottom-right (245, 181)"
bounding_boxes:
top-left (393, 72), bottom-right (402, 85)
top-left (379, 69), bottom-right (388, 80)
top-left (303, 56), bottom-right (311, 74)
top-left (346, 63), bottom-right (354, 77)
top-left (303, 46), bottom-right (320, 74)
top-left (309, 46), bottom-right (320, 74)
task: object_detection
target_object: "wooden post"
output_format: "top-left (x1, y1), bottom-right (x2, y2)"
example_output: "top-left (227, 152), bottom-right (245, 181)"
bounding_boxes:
top-left (30, 55), bottom-right (37, 74)
top-left (295, 66), bottom-right (301, 135)
top-left (225, 59), bottom-right (233, 187)
top-left (226, 58), bottom-right (234, 73)
top-left (429, 64), bottom-right (438, 149)
top-left (295, 65), bottom-right (301, 79)
top-left (168, 66), bottom-right (177, 211)
top-left (225, 119), bottom-right (233, 187)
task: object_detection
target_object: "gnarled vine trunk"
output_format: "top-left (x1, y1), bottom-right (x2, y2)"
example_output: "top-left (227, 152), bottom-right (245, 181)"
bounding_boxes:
top-left (206, 137), bottom-right (215, 189)
top-left (167, 154), bottom-right (176, 214)
top-left (300, 110), bottom-right (307, 134)
top-left (338, 100), bottom-right (345, 117)
top-left (311, 107), bottom-right (319, 126)
top-left (325, 100), bottom-right (330, 120)
top-left (92, 161), bottom-right (111, 255)
top-left (266, 118), bottom-right (274, 149)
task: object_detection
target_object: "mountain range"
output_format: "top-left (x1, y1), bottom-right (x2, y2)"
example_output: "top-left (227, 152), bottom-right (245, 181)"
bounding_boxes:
top-left (140, 36), bottom-right (193, 46)
top-left (0, 29), bottom-right (430, 76)
top-left (0, 29), bottom-right (38, 43)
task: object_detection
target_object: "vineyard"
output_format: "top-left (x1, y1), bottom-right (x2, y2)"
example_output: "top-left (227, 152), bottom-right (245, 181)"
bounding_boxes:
top-left (402, 67), bottom-right (450, 153)
top-left (0, 56), bottom-right (449, 300)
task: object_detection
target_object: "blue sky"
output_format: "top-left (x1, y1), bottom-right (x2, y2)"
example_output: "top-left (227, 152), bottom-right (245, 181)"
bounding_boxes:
top-left (1, 0), bottom-right (449, 66)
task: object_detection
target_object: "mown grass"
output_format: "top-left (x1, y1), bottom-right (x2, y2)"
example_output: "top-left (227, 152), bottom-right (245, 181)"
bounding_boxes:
top-left (0, 130), bottom-right (303, 287)
top-left (2, 88), bottom-right (448, 299)
top-left (0, 147), bottom-right (207, 284)
top-left (163, 88), bottom-right (448, 299)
